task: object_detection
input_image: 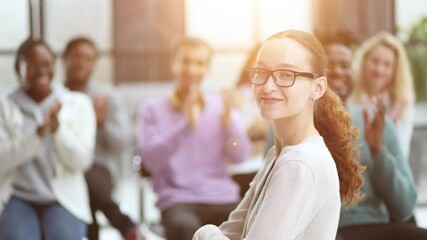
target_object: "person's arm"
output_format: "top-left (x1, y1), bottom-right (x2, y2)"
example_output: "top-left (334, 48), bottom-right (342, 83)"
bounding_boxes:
top-left (0, 130), bottom-right (40, 173)
top-left (223, 109), bottom-right (251, 164)
top-left (97, 92), bottom-right (132, 154)
top-left (370, 117), bottom-right (417, 222)
top-left (193, 225), bottom-right (230, 240)
top-left (242, 160), bottom-right (318, 240)
top-left (136, 102), bottom-right (189, 173)
top-left (0, 99), bottom-right (41, 173)
top-left (52, 93), bottom-right (96, 172)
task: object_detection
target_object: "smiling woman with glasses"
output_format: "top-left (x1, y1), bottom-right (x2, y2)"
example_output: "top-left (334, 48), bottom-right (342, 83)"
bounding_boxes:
top-left (193, 29), bottom-right (365, 240)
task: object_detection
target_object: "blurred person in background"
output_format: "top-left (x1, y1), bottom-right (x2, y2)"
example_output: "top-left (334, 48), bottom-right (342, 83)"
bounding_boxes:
top-left (317, 29), bottom-right (427, 240)
top-left (350, 31), bottom-right (415, 160)
top-left (0, 39), bottom-right (95, 240)
top-left (63, 37), bottom-right (141, 240)
top-left (136, 37), bottom-right (251, 240)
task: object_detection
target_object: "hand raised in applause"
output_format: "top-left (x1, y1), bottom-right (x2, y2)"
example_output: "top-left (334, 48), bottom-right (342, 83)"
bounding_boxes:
top-left (363, 94), bottom-right (386, 154)
top-left (182, 83), bottom-right (201, 128)
top-left (36, 99), bottom-right (62, 136)
top-left (93, 94), bottom-right (109, 126)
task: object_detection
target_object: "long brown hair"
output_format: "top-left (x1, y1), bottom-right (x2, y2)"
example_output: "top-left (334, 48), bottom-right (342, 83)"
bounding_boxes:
top-left (268, 30), bottom-right (365, 205)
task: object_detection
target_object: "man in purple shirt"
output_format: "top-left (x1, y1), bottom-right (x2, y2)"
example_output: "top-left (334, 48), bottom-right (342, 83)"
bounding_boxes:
top-left (136, 38), bottom-right (251, 240)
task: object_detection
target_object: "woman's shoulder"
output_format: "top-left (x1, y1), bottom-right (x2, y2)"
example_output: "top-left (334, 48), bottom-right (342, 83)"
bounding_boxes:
top-left (280, 136), bottom-right (329, 158)
top-left (277, 136), bottom-right (334, 172)
top-left (276, 137), bottom-right (339, 190)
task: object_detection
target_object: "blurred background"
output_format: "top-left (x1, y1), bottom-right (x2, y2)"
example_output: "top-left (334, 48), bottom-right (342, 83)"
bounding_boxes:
top-left (2, 1), bottom-right (427, 239)
top-left (1, 0), bottom-right (427, 96)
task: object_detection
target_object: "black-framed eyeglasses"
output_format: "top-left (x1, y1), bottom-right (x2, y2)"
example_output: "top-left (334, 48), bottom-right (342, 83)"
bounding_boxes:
top-left (247, 67), bottom-right (320, 87)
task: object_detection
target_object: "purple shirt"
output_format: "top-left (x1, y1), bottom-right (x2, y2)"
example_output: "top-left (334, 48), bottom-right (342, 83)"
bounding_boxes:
top-left (136, 94), bottom-right (251, 211)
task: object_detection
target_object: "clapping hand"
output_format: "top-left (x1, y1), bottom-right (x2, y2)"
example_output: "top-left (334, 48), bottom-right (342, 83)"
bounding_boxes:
top-left (37, 99), bottom-right (62, 137)
top-left (183, 83), bottom-right (201, 128)
top-left (93, 94), bottom-right (109, 126)
top-left (363, 94), bottom-right (386, 154)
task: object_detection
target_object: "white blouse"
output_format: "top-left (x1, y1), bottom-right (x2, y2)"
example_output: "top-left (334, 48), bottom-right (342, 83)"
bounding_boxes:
top-left (193, 135), bottom-right (340, 240)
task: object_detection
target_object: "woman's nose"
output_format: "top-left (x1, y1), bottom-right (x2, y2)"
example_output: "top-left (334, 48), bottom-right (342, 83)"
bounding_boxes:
top-left (262, 74), bottom-right (276, 92)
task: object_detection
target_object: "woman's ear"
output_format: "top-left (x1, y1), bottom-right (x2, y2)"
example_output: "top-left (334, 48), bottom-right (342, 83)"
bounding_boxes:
top-left (312, 76), bottom-right (327, 100)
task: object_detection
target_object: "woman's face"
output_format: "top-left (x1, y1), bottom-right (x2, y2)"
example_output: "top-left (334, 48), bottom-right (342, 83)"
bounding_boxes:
top-left (21, 44), bottom-right (55, 98)
top-left (252, 38), bottom-right (317, 120)
top-left (363, 44), bottom-right (396, 94)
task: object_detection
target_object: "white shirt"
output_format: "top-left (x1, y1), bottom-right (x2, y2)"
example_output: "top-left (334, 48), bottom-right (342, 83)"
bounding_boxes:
top-left (194, 136), bottom-right (340, 240)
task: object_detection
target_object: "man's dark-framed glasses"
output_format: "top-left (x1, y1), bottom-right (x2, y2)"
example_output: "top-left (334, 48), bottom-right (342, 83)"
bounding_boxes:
top-left (247, 67), bottom-right (319, 87)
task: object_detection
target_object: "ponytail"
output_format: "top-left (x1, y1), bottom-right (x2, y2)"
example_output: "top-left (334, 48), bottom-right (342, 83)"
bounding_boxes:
top-left (315, 88), bottom-right (365, 205)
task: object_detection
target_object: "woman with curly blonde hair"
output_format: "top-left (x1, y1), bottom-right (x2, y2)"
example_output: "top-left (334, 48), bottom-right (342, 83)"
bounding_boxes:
top-left (351, 31), bottom-right (415, 159)
top-left (193, 29), bottom-right (364, 240)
